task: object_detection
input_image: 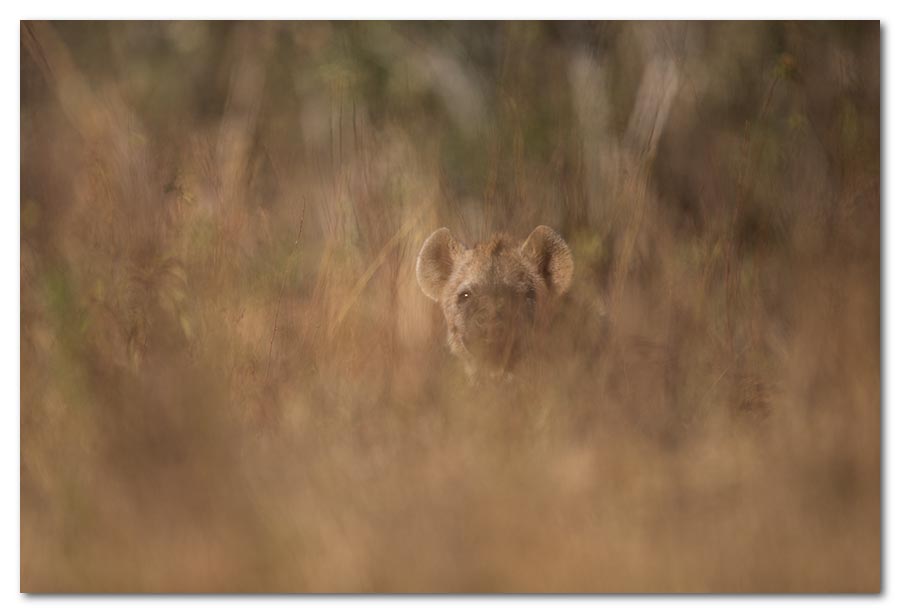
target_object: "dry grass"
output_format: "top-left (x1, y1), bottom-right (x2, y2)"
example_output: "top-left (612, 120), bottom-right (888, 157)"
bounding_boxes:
top-left (20, 21), bottom-right (880, 592)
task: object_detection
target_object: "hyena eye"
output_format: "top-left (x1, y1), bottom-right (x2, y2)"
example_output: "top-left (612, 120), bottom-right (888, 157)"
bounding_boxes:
top-left (458, 290), bottom-right (471, 303)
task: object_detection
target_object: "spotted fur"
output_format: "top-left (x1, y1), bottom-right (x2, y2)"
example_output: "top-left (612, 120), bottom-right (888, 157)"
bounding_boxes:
top-left (416, 226), bottom-right (574, 379)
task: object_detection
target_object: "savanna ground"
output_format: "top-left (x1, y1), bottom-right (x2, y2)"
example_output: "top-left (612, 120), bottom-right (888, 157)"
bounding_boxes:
top-left (20, 21), bottom-right (880, 592)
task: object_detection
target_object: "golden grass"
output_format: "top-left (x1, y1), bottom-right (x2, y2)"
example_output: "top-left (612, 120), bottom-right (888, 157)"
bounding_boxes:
top-left (20, 21), bottom-right (880, 592)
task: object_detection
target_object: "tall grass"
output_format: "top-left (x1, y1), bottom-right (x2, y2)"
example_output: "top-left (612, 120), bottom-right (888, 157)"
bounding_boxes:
top-left (21, 21), bottom-right (880, 592)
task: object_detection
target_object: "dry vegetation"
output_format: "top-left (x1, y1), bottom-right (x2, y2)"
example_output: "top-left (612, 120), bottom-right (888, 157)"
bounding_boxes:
top-left (21, 21), bottom-right (880, 592)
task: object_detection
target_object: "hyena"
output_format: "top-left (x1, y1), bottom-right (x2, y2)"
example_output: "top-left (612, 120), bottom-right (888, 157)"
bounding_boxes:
top-left (416, 225), bottom-right (574, 380)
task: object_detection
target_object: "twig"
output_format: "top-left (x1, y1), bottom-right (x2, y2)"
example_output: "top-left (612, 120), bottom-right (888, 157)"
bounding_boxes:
top-left (263, 202), bottom-right (307, 386)
top-left (725, 69), bottom-right (782, 355)
top-left (327, 207), bottom-right (426, 341)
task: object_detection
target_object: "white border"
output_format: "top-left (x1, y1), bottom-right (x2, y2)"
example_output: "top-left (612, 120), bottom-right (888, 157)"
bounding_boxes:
top-left (3, 3), bottom-right (893, 612)
top-left (5, 1), bottom-right (889, 20)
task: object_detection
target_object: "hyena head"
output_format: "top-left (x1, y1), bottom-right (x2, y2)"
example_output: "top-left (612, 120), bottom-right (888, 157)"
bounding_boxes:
top-left (416, 225), bottom-right (574, 379)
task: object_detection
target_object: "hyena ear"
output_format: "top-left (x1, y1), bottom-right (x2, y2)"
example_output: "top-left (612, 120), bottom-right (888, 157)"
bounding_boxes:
top-left (521, 225), bottom-right (574, 296)
top-left (416, 228), bottom-right (463, 301)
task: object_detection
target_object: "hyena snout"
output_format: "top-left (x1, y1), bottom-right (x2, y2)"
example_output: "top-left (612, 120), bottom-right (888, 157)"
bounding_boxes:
top-left (470, 321), bottom-right (514, 359)
top-left (470, 298), bottom-right (525, 344)
top-left (470, 295), bottom-right (518, 333)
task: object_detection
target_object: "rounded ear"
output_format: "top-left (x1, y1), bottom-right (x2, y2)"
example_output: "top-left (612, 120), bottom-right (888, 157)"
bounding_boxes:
top-left (521, 225), bottom-right (574, 296)
top-left (416, 228), bottom-right (463, 301)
